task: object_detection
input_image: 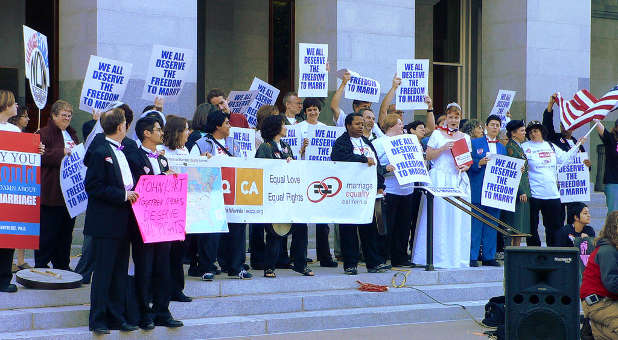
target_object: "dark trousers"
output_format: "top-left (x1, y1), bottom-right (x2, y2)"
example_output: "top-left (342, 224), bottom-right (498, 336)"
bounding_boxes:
top-left (408, 189), bottom-right (422, 254)
top-left (89, 237), bottom-right (129, 330)
top-left (75, 235), bottom-right (95, 283)
top-left (265, 223), bottom-right (307, 272)
top-left (35, 205), bottom-right (75, 269)
top-left (315, 224), bottom-right (333, 262)
top-left (197, 233), bottom-right (220, 274)
top-left (184, 234), bottom-right (199, 267)
top-left (470, 203), bottom-right (500, 261)
top-left (385, 193), bottom-right (414, 265)
top-left (220, 223), bottom-right (247, 275)
top-left (133, 240), bottom-right (172, 323)
top-left (340, 220), bottom-right (384, 269)
top-left (169, 240), bottom-right (185, 296)
top-left (528, 197), bottom-right (562, 247)
top-left (0, 248), bottom-right (15, 288)
top-left (249, 224), bottom-right (289, 267)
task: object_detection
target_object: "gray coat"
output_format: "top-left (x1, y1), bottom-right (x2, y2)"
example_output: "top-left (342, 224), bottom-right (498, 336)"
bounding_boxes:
top-left (194, 134), bottom-right (242, 157)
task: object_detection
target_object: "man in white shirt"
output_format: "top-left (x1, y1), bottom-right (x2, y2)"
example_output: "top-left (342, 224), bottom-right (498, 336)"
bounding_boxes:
top-left (282, 92), bottom-right (304, 125)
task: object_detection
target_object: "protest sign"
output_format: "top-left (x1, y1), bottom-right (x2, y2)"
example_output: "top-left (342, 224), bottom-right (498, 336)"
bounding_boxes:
top-left (298, 43), bottom-right (328, 98)
top-left (481, 154), bottom-right (525, 212)
top-left (132, 174), bottom-right (188, 243)
top-left (227, 90), bottom-right (258, 125)
top-left (558, 152), bottom-right (590, 203)
top-left (169, 157), bottom-right (376, 224)
top-left (382, 134), bottom-right (431, 185)
top-left (182, 167), bottom-right (227, 233)
top-left (337, 69), bottom-right (380, 103)
top-left (0, 132), bottom-right (41, 249)
top-left (396, 59), bottom-right (429, 110)
top-left (79, 55), bottom-right (133, 112)
top-left (423, 186), bottom-right (465, 198)
top-left (229, 127), bottom-right (256, 158)
top-left (281, 125), bottom-right (302, 159)
top-left (142, 45), bottom-right (194, 102)
top-left (60, 144), bottom-right (88, 218)
top-left (248, 77), bottom-right (280, 115)
top-left (488, 90), bottom-right (516, 128)
top-left (23, 25), bottom-right (49, 110)
top-left (304, 125), bottom-right (345, 161)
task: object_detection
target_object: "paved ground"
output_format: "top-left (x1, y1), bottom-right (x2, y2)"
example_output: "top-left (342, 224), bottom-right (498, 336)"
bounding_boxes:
top-left (211, 320), bottom-right (493, 340)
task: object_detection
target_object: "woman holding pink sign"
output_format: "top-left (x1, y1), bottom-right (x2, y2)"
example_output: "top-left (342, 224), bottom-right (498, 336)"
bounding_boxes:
top-left (412, 103), bottom-right (472, 269)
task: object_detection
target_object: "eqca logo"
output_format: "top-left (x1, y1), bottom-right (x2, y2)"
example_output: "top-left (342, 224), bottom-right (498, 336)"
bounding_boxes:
top-left (221, 167), bottom-right (263, 205)
top-left (306, 177), bottom-right (342, 203)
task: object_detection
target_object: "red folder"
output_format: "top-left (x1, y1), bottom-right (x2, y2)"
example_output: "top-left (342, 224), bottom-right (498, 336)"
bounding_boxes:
top-left (451, 138), bottom-right (473, 167)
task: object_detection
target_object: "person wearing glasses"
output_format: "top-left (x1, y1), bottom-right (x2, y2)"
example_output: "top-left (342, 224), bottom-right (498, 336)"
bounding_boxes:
top-left (37, 100), bottom-right (80, 270)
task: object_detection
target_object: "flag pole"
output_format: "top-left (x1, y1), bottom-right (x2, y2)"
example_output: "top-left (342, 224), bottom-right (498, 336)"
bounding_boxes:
top-left (37, 108), bottom-right (41, 131)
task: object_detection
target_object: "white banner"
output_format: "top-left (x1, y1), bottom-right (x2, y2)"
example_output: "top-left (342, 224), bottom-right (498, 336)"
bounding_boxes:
top-left (304, 125), bottom-right (345, 161)
top-left (23, 25), bottom-right (49, 110)
top-left (229, 127), bottom-right (256, 158)
top-left (142, 45), bottom-right (194, 102)
top-left (169, 157), bottom-right (377, 224)
top-left (558, 152), bottom-right (590, 203)
top-left (339, 69), bottom-right (380, 103)
top-left (488, 90), bottom-right (516, 129)
top-left (396, 59), bottom-right (429, 110)
top-left (298, 43), bottom-right (328, 98)
top-left (79, 55), bottom-right (133, 112)
top-left (60, 144), bottom-right (88, 218)
top-left (382, 134), bottom-right (431, 185)
top-left (248, 77), bottom-right (280, 117)
top-left (227, 90), bottom-right (259, 126)
top-left (281, 125), bottom-right (302, 159)
top-left (481, 154), bottom-right (525, 212)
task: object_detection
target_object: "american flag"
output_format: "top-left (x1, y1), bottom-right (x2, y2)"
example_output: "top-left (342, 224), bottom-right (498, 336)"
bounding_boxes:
top-left (556, 85), bottom-right (618, 131)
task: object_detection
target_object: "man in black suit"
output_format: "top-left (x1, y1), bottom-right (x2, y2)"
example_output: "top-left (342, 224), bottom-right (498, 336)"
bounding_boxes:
top-left (83, 108), bottom-right (139, 335)
top-left (125, 117), bottom-right (183, 330)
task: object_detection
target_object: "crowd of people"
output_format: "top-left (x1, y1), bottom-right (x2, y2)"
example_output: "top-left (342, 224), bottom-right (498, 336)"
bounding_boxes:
top-left (0, 71), bottom-right (617, 335)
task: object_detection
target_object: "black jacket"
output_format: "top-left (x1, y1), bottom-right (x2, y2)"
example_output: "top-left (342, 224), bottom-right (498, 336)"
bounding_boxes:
top-left (83, 139), bottom-right (132, 239)
top-left (543, 109), bottom-right (585, 152)
top-left (186, 130), bottom-right (204, 153)
top-left (90, 132), bottom-right (138, 154)
top-left (331, 131), bottom-right (385, 190)
top-left (255, 140), bottom-right (294, 159)
top-left (125, 146), bottom-right (170, 187)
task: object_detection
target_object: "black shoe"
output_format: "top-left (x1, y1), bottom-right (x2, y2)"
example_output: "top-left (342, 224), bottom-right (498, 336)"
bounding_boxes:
top-left (171, 292), bottom-right (192, 302)
top-left (242, 263), bottom-right (251, 271)
top-left (306, 257), bottom-right (313, 264)
top-left (215, 268), bottom-right (223, 275)
top-left (154, 318), bottom-right (184, 328)
top-left (139, 321), bottom-right (155, 330)
top-left (92, 327), bottom-right (110, 335)
top-left (320, 259), bottom-right (338, 268)
top-left (0, 284), bottom-right (17, 293)
top-left (119, 322), bottom-right (138, 332)
top-left (376, 263), bottom-right (391, 271)
top-left (469, 260), bottom-right (480, 267)
top-left (230, 269), bottom-right (253, 279)
top-left (482, 260), bottom-right (501, 267)
top-left (344, 267), bottom-right (358, 275)
top-left (201, 272), bottom-right (215, 281)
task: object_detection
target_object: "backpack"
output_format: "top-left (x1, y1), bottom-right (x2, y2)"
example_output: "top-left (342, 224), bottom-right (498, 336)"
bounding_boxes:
top-left (482, 296), bottom-right (506, 340)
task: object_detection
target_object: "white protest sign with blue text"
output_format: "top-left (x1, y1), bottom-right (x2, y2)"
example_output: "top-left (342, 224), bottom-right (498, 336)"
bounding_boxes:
top-left (248, 77), bottom-right (280, 114)
top-left (281, 125), bottom-right (302, 159)
top-left (142, 45), bottom-right (194, 102)
top-left (382, 134), bottom-right (431, 185)
top-left (558, 152), bottom-right (590, 203)
top-left (79, 55), bottom-right (133, 112)
top-left (396, 59), bottom-right (429, 110)
top-left (305, 126), bottom-right (345, 161)
top-left (23, 25), bottom-right (49, 110)
top-left (227, 90), bottom-right (258, 121)
top-left (229, 127), bottom-right (256, 158)
top-left (60, 144), bottom-right (88, 218)
top-left (489, 90), bottom-right (516, 128)
top-left (298, 43), bottom-right (328, 98)
top-left (338, 69), bottom-right (380, 103)
top-left (481, 154), bottom-right (525, 212)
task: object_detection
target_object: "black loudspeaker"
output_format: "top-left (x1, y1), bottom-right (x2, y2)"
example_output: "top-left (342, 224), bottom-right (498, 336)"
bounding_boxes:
top-left (505, 247), bottom-right (580, 340)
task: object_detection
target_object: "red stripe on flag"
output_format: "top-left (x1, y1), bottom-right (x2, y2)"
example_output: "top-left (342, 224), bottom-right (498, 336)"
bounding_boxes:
top-left (0, 132), bottom-right (39, 153)
top-left (0, 235), bottom-right (39, 249)
top-left (581, 89), bottom-right (599, 103)
top-left (572, 95), bottom-right (589, 112)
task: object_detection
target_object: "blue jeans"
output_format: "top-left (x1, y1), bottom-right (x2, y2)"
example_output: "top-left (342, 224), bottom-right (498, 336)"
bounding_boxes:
top-left (605, 184), bottom-right (618, 212)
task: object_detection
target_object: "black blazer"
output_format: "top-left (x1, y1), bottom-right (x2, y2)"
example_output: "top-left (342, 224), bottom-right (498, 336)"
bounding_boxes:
top-left (125, 146), bottom-right (170, 187)
top-left (83, 140), bottom-right (132, 239)
top-left (331, 131), bottom-right (385, 190)
top-left (90, 132), bottom-right (138, 154)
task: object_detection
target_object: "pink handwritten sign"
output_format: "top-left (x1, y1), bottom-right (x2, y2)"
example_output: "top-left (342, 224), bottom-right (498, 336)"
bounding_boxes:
top-left (132, 174), bottom-right (188, 243)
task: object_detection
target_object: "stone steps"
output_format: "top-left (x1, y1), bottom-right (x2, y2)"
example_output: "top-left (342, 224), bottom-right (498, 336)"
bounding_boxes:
top-left (0, 300), bottom-right (488, 340)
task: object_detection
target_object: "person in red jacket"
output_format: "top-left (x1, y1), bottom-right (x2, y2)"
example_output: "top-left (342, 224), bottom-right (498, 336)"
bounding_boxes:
top-left (580, 211), bottom-right (618, 340)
